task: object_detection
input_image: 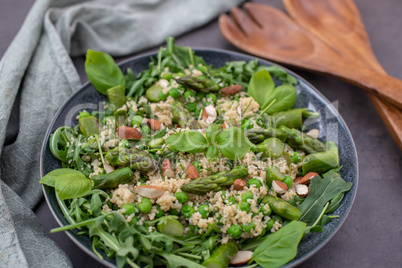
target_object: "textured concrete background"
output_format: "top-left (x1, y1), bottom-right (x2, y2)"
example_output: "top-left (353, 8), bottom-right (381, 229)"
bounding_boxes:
top-left (1, 0), bottom-right (402, 267)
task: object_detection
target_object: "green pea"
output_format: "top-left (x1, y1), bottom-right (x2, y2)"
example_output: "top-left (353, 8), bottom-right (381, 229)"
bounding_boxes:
top-left (241, 119), bottom-right (253, 130)
top-left (162, 72), bottom-right (172, 80)
top-left (241, 191), bottom-right (253, 203)
top-left (169, 88), bottom-right (181, 99)
top-left (138, 198), bottom-right (152, 213)
top-left (192, 161), bottom-right (201, 172)
top-left (265, 218), bottom-right (275, 231)
top-left (174, 192), bottom-right (189, 204)
top-left (122, 203), bottom-right (137, 215)
top-left (283, 176), bottom-right (293, 188)
top-left (237, 202), bottom-right (251, 213)
top-left (228, 224), bottom-right (242, 239)
top-left (79, 111), bottom-right (91, 119)
top-left (187, 102), bottom-right (197, 112)
top-left (242, 222), bottom-right (256, 233)
top-left (206, 93), bottom-right (217, 104)
top-left (248, 178), bottom-right (262, 188)
top-left (260, 228), bottom-right (267, 236)
top-left (141, 124), bottom-right (151, 134)
top-left (184, 90), bottom-right (196, 101)
top-left (169, 208), bottom-right (180, 216)
top-left (197, 92), bottom-right (206, 99)
top-left (131, 115), bottom-right (143, 127)
top-left (181, 204), bottom-right (195, 218)
top-left (291, 152), bottom-right (301, 163)
top-left (155, 205), bottom-right (164, 218)
top-left (198, 204), bottom-right (210, 219)
top-left (259, 204), bottom-right (272, 216)
top-left (119, 139), bottom-right (130, 148)
top-left (228, 196), bottom-right (236, 205)
top-left (257, 197), bottom-right (263, 205)
top-left (158, 91), bottom-right (168, 101)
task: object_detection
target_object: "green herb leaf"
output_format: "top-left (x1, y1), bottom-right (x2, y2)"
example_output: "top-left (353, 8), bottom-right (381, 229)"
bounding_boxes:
top-left (159, 252), bottom-right (205, 268)
top-left (206, 145), bottom-right (220, 162)
top-left (297, 169), bottom-right (353, 225)
top-left (165, 130), bottom-right (208, 153)
top-left (216, 127), bottom-right (252, 160)
top-left (40, 168), bottom-right (83, 187)
top-left (251, 221), bottom-right (306, 268)
top-left (259, 65), bottom-right (298, 85)
top-left (55, 173), bottom-right (92, 200)
top-left (248, 70), bottom-right (275, 108)
top-left (206, 123), bottom-right (222, 144)
top-left (263, 84), bottom-right (297, 114)
top-left (85, 50), bottom-right (126, 95)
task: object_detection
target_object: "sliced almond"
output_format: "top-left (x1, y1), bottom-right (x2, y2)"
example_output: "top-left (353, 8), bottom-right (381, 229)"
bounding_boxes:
top-left (272, 180), bottom-right (287, 195)
top-left (133, 185), bottom-right (165, 199)
top-left (230, 250), bottom-right (253, 266)
top-left (148, 119), bottom-right (161, 131)
top-left (258, 170), bottom-right (266, 181)
top-left (116, 126), bottom-right (142, 140)
top-left (103, 163), bottom-right (115, 174)
top-left (300, 172), bottom-right (319, 186)
top-left (186, 163), bottom-right (200, 179)
top-left (296, 184), bottom-right (309, 198)
top-left (306, 129), bottom-right (319, 139)
top-left (294, 177), bottom-right (303, 185)
top-left (202, 108), bottom-right (208, 120)
top-left (222, 121), bottom-right (228, 130)
top-left (233, 179), bottom-right (247, 190)
top-left (221, 84), bottom-right (243, 95)
top-left (203, 104), bottom-right (217, 124)
top-left (162, 159), bottom-right (175, 178)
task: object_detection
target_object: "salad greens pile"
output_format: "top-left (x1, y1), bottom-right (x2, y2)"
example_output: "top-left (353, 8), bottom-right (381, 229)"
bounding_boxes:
top-left (40, 37), bottom-right (352, 268)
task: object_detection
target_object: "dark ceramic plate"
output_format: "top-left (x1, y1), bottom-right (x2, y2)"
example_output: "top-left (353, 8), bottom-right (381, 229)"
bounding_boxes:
top-left (40, 49), bottom-right (358, 268)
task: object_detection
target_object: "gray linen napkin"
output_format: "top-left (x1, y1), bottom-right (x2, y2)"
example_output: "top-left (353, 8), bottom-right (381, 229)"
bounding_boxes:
top-left (0, 0), bottom-right (242, 266)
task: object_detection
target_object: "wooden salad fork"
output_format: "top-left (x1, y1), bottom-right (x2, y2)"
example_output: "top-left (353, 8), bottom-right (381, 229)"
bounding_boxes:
top-left (219, 1), bottom-right (402, 148)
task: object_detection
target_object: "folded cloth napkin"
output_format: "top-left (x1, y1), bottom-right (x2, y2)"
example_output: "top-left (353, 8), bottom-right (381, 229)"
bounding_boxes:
top-left (0, 0), bottom-right (242, 266)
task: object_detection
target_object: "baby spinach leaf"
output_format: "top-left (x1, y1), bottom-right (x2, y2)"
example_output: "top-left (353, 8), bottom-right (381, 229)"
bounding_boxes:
top-left (206, 145), bottom-right (220, 162)
top-left (165, 130), bottom-right (208, 153)
top-left (297, 169), bottom-right (353, 225)
top-left (263, 84), bottom-right (297, 114)
top-left (55, 173), bottom-right (92, 200)
top-left (248, 70), bottom-right (275, 108)
top-left (259, 65), bottom-right (298, 85)
top-left (251, 221), bottom-right (306, 268)
top-left (216, 127), bottom-right (252, 160)
top-left (40, 168), bottom-right (83, 187)
top-left (85, 50), bottom-right (126, 95)
top-left (206, 123), bottom-right (222, 144)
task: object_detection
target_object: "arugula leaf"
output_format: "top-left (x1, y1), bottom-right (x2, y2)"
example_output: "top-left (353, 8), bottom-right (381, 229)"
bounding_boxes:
top-left (263, 84), bottom-right (297, 114)
top-left (297, 169), bottom-right (353, 225)
top-left (259, 65), bottom-right (298, 85)
top-left (325, 192), bottom-right (344, 215)
top-left (248, 70), bottom-right (275, 108)
top-left (85, 50), bottom-right (126, 95)
top-left (251, 221), bottom-right (306, 268)
top-left (206, 123), bottom-right (222, 144)
top-left (40, 168), bottom-right (83, 187)
top-left (165, 130), bottom-right (208, 153)
top-left (55, 173), bottom-right (92, 200)
top-left (206, 145), bottom-right (220, 162)
top-left (158, 252), bottom-right (204, 268)
top-left (216, 127), bottom-right (252, 160)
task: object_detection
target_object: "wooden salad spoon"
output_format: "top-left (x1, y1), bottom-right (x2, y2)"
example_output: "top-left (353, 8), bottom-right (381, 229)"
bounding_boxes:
top-left (283, 0), bottom-right (402, 149)
top-left (219, 2), bottom-right (402, 148)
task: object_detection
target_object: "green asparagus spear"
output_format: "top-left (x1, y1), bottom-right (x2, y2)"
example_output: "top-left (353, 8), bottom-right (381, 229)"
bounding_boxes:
top-left (91, 167), bottom-right (133, 189)
top-left (261, 195), bottom-right (302, 221)
top-left (175, 75), bottom-right (219, 93)
top-left (245, 126), bottom-right (326, 153)
top-left (181, 166), bottom-right (248, 194)
top-left (301, 148), bottom-right (339, 175)
top-left (171, 101), bottom-right (201, 129)
top-left (79, 116), bottom-right (99, 137)
top-left (202, 242), bottom-right (238, 268)
top-left (105, 147), bottom-right (157, 172)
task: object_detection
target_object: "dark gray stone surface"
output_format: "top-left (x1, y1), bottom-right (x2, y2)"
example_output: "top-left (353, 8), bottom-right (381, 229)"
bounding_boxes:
top-left (1, 0), bottom-right (402, 267)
